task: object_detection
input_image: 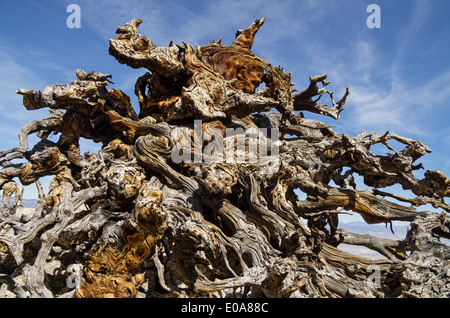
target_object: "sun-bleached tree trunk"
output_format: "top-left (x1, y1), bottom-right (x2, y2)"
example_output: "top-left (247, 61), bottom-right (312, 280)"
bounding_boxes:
top-left (0, 17), bottom-right (449, 298)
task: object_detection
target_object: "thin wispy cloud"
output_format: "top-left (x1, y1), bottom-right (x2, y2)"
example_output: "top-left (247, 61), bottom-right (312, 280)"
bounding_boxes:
top-left (340, 1), bottom-right (450, 139)
top-left (0, 47), bottom-right (49, 144)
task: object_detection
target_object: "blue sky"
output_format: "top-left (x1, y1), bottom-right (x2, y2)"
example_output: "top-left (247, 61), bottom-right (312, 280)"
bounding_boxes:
top-left (1, 0), bottom-right (449, 215)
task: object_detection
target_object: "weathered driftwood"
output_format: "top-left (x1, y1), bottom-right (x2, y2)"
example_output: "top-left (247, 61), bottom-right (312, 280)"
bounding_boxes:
top-left (0, 17), bottom-right (449, 298)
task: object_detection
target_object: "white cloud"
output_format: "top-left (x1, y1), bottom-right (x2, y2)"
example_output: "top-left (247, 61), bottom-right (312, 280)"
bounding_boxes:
top-left (0, 45), bottom-right (52, 149)
top-left (392, 0), bottom-right (434, 65)
top-left (74, 0), bottom-right (325, 50)
top-left (346, 68), bottom-right (450, 137)
top-left (73, 0), bottom-right (167, 43)
top-left (0, 57), bottom-right (39, 116)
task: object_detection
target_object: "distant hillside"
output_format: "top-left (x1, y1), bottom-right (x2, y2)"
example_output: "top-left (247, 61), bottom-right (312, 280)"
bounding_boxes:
top-left (21, 198), bottom-right (38, 208)
top-left (337, 221), bottom-right (408, 259)
top-left (338, 221), bottom-right (449, 259)
top-left (340, 221), bottom-right (408, 240)
top-left (7, 198), bottom-right (38, 209)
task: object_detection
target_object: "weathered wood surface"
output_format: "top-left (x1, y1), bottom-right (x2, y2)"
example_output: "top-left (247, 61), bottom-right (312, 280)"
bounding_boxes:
top-left (0, 17), bottom-right (449, 298)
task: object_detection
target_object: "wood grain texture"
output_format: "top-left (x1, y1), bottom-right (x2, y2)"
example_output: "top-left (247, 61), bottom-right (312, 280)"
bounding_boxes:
top-left (0, 17), bottom-right (449, 298)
